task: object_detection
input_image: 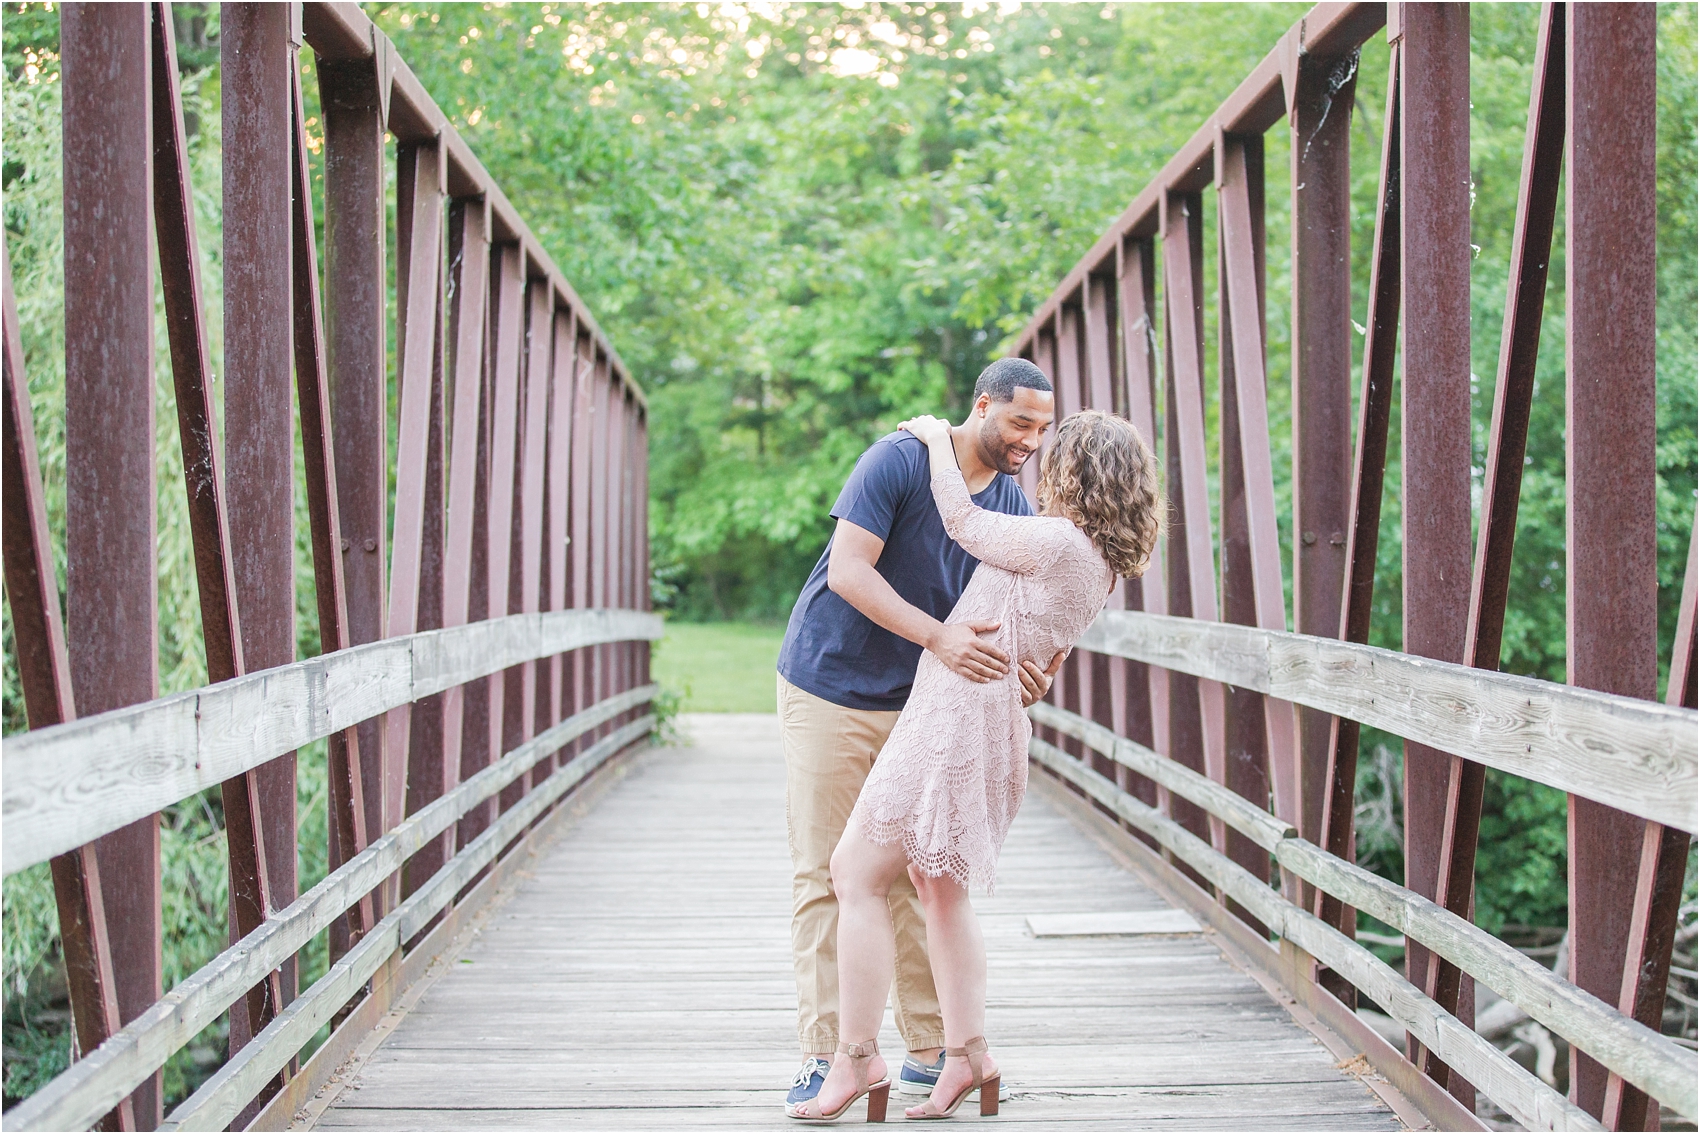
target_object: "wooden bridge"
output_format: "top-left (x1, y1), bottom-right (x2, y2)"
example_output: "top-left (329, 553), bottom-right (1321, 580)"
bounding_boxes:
top-left (1, 3), bottom-right (1694, 1132)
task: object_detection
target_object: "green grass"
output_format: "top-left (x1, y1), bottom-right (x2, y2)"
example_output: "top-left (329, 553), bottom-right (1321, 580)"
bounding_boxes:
top-left (652, 621), bottom-right (785, 712)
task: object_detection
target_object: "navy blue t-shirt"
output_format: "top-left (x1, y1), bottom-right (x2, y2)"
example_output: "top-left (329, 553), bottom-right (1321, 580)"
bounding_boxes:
top-left (777, 432), bottom-right (1033, 711)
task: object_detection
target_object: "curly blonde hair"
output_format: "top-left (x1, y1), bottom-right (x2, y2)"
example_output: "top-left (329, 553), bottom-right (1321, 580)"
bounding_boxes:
top-left (1037, 410), bottom-right (1164, 578)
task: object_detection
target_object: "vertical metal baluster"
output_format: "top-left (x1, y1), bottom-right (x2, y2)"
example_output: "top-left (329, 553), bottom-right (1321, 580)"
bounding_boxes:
top-left (388, 136), bottom-right (446, 897)
top-left (546, 308), bottom-right (578, 753)
top-left (1316, 41), bottom-right (1401, 941)
top-left (319, 30), bottom-right (393, 913)
top-left (1425, 0), bottom-right (1567, 1054)
top-left (1564, 2), bottom-right (1660, 1119)
top-left (1161, 189), bottom-right (1226, 863)
top-left (458, 236), bottom-right (500, 854)
top-left (62, 5), bottom-right (163, 1123)
top-left (1399, 2), bottom-right (1475, 1101)
top-left (590, 353), bottom-right (612, 737)
top-left (400, 142), bottom-right (450, 908)
top-left (1114, 235), bottom-right (1167, 835)
top-left (485, 245), bottom-right (523, 814)
top-left (1215, 133), bottom-right (1276, 927)
top-left (618, 388), bottom-right (634, 713)
top-left (443, 196), bottom-right (491, 853)
top-left (1028, 327), bottom-right (1058, 751)
top-left (289, 46), bottom-right (372, 957)
top-left (518, 280), bottom-right (553, 788)
top-left (1285, 34), bottom-right (1358, 867)
top-left (1053, 304), bottom-right (1087, 764)
top-left (2, 238), bottom-right (135, 1133)
top-left (606, 373), bottom-right (628, 721)
top-left (163, 4), bottom-right (288, 1083)
top-left (637, 398), bottom-right (652, 696)
top-left (570, 333), bottom-right (596, 751)
top-left (1220, 134), bottom-right (1301, 885)
top-left (1081, 274), bottom-right (1121, 790)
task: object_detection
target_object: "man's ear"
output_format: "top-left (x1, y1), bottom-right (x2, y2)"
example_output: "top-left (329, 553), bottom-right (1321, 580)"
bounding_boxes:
top-left (975, 393), bottom-right (992, 418)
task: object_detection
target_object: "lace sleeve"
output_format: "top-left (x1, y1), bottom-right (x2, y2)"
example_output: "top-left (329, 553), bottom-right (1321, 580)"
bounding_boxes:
top-left (931, 467), bottom-right (1067, 576)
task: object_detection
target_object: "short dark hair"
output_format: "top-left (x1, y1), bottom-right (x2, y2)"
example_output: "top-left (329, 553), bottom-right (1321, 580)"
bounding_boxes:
top-left (973, 357), bottom-right (1053, 404)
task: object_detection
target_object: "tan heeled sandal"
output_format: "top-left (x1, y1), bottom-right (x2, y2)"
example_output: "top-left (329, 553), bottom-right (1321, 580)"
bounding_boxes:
top-left (786, 1039), bottom-right (891, 1123)
top-left (905, 1037), bottom-right (999, 1119)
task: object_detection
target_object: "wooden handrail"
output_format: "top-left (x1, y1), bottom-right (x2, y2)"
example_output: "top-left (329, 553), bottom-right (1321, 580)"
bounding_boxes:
top-left (1030, 702), bottom-right (1699, 1123)
top-left (1, 688), bottom-right (657, 1133)
top-left (1075, 610), bottom-right (1698, 831)
top-left (1, 608), bottom-right (663, 875)
top-left (1031, 734), bottom-right (1597, 1131)
top-left (158, 714), bottom-right (655, 1132)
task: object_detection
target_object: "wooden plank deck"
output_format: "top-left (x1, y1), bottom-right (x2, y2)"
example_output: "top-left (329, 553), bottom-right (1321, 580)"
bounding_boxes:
top-left (310, 714), bottom-right (1402, 1131)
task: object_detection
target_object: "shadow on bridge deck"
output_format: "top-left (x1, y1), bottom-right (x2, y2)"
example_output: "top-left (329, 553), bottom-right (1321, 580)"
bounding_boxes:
top-left (307, 715), bottom-right (1402, 1131)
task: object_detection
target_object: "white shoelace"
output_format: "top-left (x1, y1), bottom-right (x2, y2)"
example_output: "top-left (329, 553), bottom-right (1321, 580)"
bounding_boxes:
top-left (792, 1058), bottom-right (830, 1088)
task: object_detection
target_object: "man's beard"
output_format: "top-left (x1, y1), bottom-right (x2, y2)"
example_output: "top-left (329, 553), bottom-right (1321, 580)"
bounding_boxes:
top-left (978, 420), bottom-right (1033, 476)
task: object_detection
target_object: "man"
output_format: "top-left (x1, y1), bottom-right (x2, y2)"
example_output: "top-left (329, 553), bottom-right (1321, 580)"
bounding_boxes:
top-left (776, 357), bottom-right (1061, 1106)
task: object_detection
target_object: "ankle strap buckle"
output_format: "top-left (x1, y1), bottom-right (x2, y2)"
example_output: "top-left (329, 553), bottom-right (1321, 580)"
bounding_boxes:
top-left (838, 1039), bottom-right (880, 1059)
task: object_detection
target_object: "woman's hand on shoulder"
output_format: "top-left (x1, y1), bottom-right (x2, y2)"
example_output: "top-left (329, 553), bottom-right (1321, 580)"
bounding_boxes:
top-left (897, 414), bottom-right (951, 447)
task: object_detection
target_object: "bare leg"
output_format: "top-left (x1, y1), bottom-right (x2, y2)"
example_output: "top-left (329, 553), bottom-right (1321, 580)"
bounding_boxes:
top-left (907, 866), bottom-right (999, 1116)
top-left (801, 823), bottom-right (909, 1116)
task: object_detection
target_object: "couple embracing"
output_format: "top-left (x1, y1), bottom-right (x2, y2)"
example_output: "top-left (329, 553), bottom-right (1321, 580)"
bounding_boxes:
top-left (776, 358), bottom-right (1163, 1122)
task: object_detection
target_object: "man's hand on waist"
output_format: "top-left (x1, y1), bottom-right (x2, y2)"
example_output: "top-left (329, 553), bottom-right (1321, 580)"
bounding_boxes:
top-left (926, 620), bottom-right (1009, 684)
top-left (1017, 649), bottom-right (1068, 708)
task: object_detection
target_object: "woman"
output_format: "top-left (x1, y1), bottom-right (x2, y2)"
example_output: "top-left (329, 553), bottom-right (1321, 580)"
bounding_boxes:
top-left (787, 409), bottom-right (1162, 1123)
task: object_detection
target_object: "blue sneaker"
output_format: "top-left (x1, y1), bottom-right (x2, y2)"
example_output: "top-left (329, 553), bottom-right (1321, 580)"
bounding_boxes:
top-left (899, 1052), bottom-right (1010, 1101)
top-left (786, 1056), bottom-right (831, 1106)
top-left (898, 1051), bottom-right (945, 1096)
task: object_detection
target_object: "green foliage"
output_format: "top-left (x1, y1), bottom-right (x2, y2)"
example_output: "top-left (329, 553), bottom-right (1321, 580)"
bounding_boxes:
top-left (1474, 771), bottom-right (1571, 936)
top-left (374, 2), bottom-right (1309, 619)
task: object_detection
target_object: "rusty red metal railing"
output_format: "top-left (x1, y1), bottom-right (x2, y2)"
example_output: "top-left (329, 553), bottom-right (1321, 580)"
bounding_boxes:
top-left (2, 3), bottom-right (656, 1130)
top-left (1011, 2), bottom-right (1697, 1130)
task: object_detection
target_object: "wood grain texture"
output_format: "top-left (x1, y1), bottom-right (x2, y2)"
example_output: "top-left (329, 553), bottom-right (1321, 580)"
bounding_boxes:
top-left (1028, 738), bottom-right (1597, 1132)
top-left (1075, 610), bottom-right (1697, 831)
top-left (156, 717), bottom-right (655, 1132)
top-left (1, 692), bottom-right (656, 1133)
top-left (2, 611), bottom-right (662, 874)
top-left (313, 715), bottom-right (1396, 1131)
top-left (1030, 700), bottom-right (1698, 1121)
top-left (1030, 700), bottom-right (1295, 852)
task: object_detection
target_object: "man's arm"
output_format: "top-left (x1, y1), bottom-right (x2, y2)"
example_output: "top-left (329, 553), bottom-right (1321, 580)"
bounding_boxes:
top-left (826, 518), bottom-right (1011, 683)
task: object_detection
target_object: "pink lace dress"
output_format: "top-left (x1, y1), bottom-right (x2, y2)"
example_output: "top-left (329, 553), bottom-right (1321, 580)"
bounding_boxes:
top-left (851, 465), bottom-right (1114, 893)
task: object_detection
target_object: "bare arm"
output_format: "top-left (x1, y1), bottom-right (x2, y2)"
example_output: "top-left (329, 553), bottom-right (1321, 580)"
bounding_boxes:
top-left (826, 518), bottom-right (1010, 684)
top-left (900, 414), bottom-right (1056, 575)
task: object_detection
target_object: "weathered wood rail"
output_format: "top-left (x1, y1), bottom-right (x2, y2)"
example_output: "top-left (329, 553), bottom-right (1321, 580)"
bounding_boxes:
top-left (1029, 648), bottom-right (1696, 1129)
top-left (2, 610), bottom-right (662, 873)
top-left (2, 2), bottom-right (656, 1130)
top-left (1010, 1), bottom-right (1699, 1130)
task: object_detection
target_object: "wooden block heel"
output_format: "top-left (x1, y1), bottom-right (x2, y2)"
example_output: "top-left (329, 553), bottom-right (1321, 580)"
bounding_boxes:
top-left (786, 1039), bottom-right (890, 1123)
top-left (867, 1082), bottom-right (889, 1123)
top-left (904, 1037), bottom-right (998, 1120)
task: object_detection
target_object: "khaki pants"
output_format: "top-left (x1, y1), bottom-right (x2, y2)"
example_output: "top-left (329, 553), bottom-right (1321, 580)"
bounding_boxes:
top-left (778, 674), bottom-right (944, 1055)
